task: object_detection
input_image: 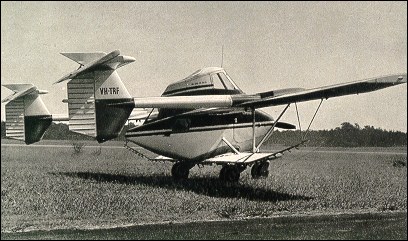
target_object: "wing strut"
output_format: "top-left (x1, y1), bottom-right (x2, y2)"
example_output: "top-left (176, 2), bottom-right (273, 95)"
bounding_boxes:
top-left (222, 137), bottom-right (240, 155)
top-left (252, 107), bottom-right (256, 153)
top-left (295, 99), bottom-right (324, 142)
top-left (295, 102), bottom-right (302, 133)
top-left (255, 104), bottom-right (291, 152)
top-left (144, 108), bottom-right (155, 122)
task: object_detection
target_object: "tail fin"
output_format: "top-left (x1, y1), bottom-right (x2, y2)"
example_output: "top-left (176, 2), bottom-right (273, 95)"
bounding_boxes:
top-left (57, 50), bottom-right (136, 142)
top-left (2, 84), bottom-right (52, 144)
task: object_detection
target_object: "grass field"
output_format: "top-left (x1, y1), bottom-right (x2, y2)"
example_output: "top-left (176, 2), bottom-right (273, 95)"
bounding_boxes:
top-left (2, 212), bottom-right (406, 240)
top-left (1, 140), bottom-right (406, 233)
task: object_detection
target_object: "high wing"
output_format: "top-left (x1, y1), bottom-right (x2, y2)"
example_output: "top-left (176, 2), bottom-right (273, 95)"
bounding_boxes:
top-left (238, 74), bottom-right (407, 108)
top-left (123, 74), bottom-right (407, 110)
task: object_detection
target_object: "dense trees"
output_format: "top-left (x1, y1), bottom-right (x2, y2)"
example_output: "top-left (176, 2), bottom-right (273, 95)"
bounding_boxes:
top-left (42, 122), bottom-right (94, 141)
top-left (266, 122), bottom-right (407, 147)
top-left (0, 121), bottom-right (135, 142)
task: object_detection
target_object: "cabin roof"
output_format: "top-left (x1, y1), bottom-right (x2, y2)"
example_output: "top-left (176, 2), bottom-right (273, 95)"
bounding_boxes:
top-left (181, 67), bottom-right (225, 81)
top-left (162, 67), bottom-right (243, 96)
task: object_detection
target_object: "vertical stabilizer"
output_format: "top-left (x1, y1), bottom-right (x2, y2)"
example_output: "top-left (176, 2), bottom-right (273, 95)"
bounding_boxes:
top-left (57, 50), bottom-right (136, 142)
top-left (2, 84), bottom-right (52, 144)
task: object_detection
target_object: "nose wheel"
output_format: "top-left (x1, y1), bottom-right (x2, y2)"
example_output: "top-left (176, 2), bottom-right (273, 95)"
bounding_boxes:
top-left (251, 161), bottom-right (270, 179)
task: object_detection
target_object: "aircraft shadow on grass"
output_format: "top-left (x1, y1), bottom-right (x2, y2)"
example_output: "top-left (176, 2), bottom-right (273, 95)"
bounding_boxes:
top-left (53, 171), bottom-right (312, 202)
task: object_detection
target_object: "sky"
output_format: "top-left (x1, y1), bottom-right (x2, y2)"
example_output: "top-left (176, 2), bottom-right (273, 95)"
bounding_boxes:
top-left (1, 1), bottom-right (407, 132)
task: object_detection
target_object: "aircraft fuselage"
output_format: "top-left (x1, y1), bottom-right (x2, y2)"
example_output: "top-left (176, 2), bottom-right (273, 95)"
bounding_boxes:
top-left (125, 67), bottom-right (293, 162)
top-left (126, 109), bottom-right (275, 161)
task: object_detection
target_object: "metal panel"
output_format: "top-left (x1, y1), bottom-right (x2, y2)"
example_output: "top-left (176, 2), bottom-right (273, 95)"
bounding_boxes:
top-left (67, 79), bottom-right (96, 137)
top-left (5, 98), bottom-right (25, 141)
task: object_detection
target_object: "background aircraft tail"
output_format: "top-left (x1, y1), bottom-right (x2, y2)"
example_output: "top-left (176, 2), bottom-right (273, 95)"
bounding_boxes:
top-left (2, 84), bottom-right (52, 144)
top-left (57, 50), bottom-right (136, 143)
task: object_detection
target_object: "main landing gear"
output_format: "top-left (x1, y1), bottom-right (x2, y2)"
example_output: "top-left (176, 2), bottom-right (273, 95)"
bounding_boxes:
top-left (251, 161), bottom-right (270, 179)
top-left (219, 165), bottom-right (246, 182)
top-left (171, 162), bottom-right (270, 182)
top-left (171, 162), bottom-right (191, 180)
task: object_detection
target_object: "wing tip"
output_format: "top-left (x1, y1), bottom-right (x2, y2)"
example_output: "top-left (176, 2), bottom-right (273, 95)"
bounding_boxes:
top-left (397, 74), bottom-right (407, 83)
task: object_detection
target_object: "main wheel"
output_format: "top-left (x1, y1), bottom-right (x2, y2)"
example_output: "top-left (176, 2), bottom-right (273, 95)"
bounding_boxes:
top-left (251, 161), bottom-right (270, 179)
top-left (171, 162), bottom-right (190, 180)
top-left (258, 161), bottom-right (269, 177)
top-left (219, 165), bottom-right (240, 182)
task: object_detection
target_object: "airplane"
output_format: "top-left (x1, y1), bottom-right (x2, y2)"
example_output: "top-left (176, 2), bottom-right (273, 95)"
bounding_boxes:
top-left (2, 50), bottom-right (407, 182)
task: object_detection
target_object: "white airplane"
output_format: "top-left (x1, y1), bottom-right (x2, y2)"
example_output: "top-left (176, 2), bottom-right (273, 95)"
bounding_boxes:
top-left (2, 50), bottom-right (406, 181)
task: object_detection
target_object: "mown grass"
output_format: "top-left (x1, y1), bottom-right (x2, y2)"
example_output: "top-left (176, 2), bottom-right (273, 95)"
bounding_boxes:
top-left (1, 141), bottom-right (406, 232)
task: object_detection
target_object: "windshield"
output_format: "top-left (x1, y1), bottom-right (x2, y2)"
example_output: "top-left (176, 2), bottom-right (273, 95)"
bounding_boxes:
top-left (211, 72), bottom-right (240, 90)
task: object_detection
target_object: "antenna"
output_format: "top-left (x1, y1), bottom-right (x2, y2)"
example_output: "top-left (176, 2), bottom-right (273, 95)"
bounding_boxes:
top-left (221, 45), bottom-right (224, 68)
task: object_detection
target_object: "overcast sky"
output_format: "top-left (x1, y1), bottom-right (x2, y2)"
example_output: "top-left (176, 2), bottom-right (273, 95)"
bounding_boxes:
top-left (1, 2), bottom-right (407, 132)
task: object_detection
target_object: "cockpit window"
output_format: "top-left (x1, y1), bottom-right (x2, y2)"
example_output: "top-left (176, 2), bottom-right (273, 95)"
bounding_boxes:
top-left (211, 72), bottom-right (238, 90)
top-left (218, 72), bottom-right (236, 90)
top-left (211, 73), bottom-right (225, 89)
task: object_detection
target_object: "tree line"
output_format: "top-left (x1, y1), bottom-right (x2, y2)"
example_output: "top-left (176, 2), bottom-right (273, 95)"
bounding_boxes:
top-left (0, 121), bottom-right (134, 142)
top-left (265, 122), bottom-right (407, 147)
top-left (1, 121), bottom-right (407, 147)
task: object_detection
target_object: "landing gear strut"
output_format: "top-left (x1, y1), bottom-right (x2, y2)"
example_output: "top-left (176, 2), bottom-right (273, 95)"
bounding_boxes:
top-left (219, 165), bottom-right (244, 182)
top-left (171, 162), bottom-right (190, 180)
top-left (251, 161), bottom-right (269, 179)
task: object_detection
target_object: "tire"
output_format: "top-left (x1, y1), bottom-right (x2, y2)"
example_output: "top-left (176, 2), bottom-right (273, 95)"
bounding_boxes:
top-left (171, 162), bottom-right (189, 180)
top-left (219, 165), bottom-right (227, 181)
top-left (251, 161), bottom-right (269, 178)
top-left (220, 165), bottom-right (240, 182)
top-left (251, 162), bottom-right (261, 179)
top-left (259, 161), bottom-right (270, 177)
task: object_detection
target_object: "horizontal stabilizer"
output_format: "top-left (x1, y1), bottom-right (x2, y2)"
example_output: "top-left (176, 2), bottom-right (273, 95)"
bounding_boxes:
top-left (3, 84), bottom-right (35, 92)
top-left (2, 84), bottom-right (37, 103)
top-left (55, 50), bottom-right (136, 84)
top-left (60, 52), bottom-right (107, 66)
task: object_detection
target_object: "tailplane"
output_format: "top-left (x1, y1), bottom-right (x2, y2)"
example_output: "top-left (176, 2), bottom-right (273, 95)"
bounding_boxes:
top-left (2, 84), bottom-right (52, 144)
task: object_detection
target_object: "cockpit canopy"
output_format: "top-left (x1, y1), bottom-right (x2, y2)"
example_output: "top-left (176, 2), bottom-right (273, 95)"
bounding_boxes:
top-left (162, 67), bottom-right (243, 96)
